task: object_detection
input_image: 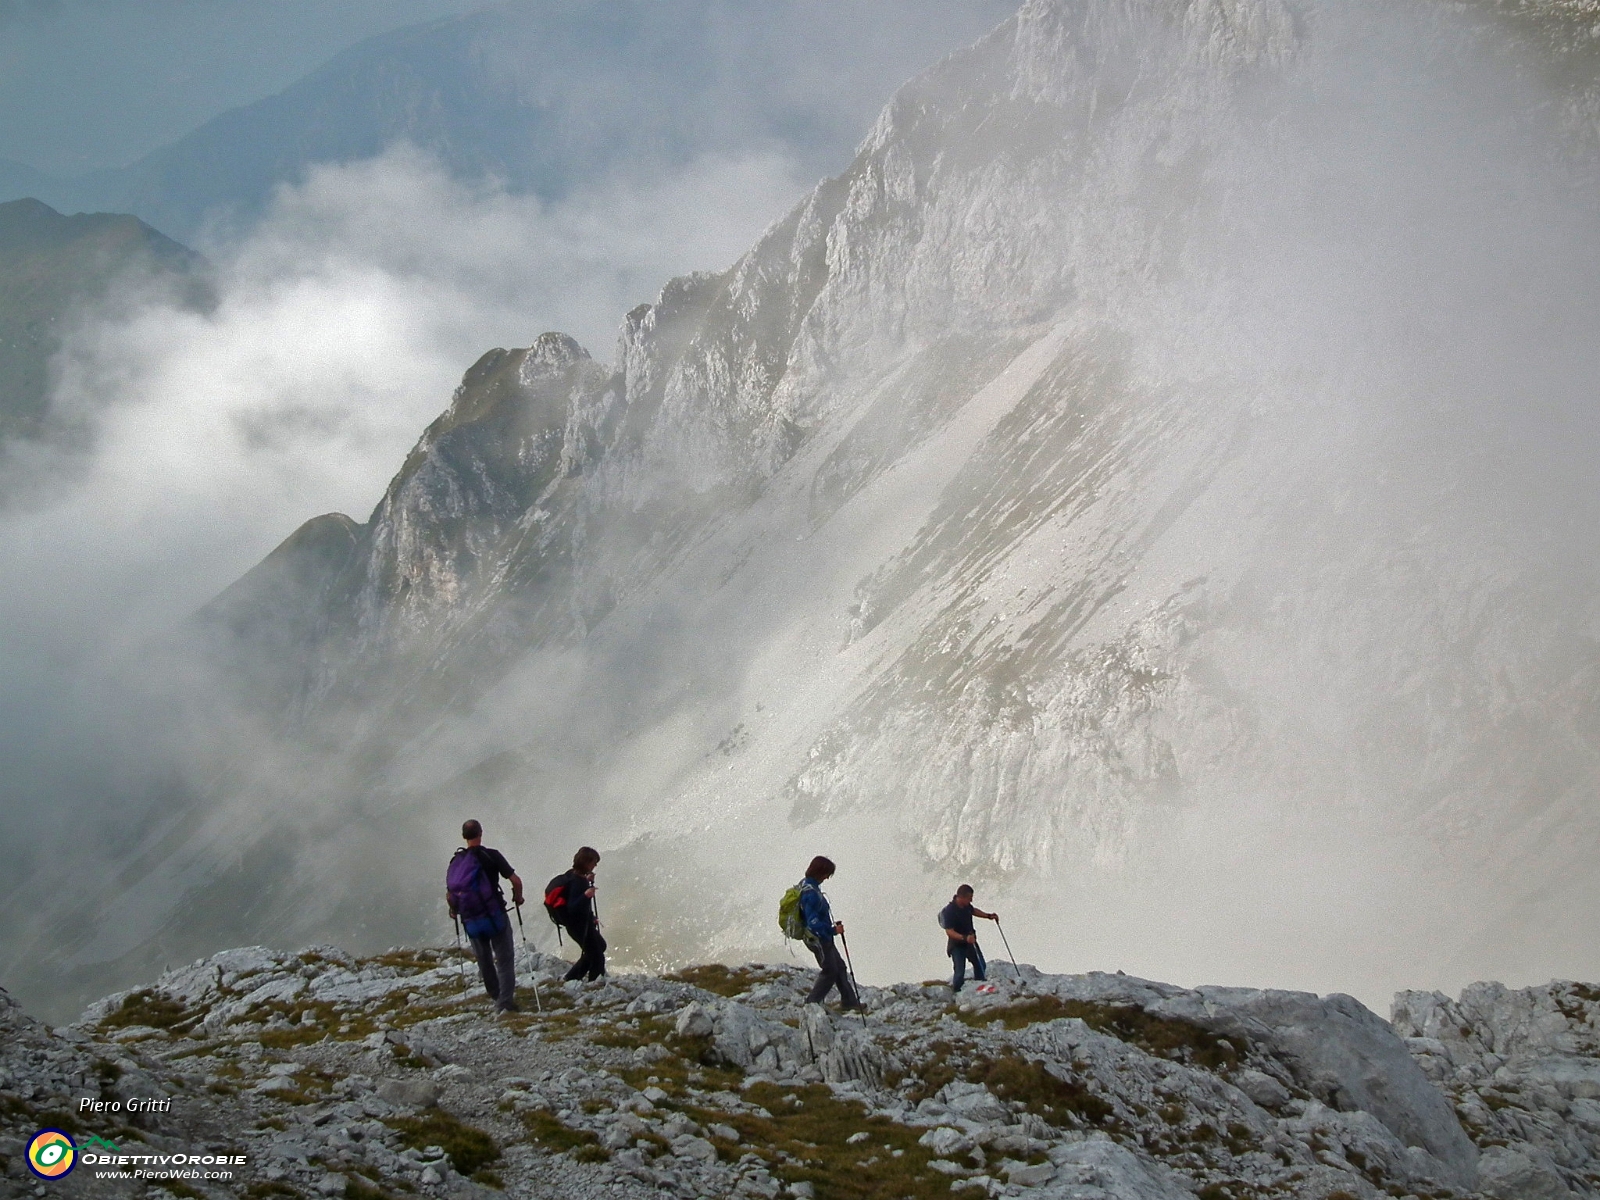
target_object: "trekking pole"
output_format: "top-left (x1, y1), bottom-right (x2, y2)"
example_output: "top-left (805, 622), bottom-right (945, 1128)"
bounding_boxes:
top-left (837, 932), bottom-right (866, 1026)
top-left (513, 901), bottom-right (543, 1013)
top-left (995, 918), bottom-right (1021, 982)
top-left (452, 915), bottom-right (469, 992)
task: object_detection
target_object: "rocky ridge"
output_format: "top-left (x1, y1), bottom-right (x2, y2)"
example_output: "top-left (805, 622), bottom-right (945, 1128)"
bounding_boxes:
top-left (3, 946), bottom-right (1596, 1200)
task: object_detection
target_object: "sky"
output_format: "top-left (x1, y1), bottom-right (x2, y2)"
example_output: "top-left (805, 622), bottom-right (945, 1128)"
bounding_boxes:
top-left (0, 0), bottom-right (481, 175)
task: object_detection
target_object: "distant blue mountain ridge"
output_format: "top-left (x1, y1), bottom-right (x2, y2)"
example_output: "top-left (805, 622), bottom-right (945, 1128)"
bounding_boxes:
top-left (1, 0), bottom-right (1018, 241)
top-left (0, 198), bottom-right (210, 442)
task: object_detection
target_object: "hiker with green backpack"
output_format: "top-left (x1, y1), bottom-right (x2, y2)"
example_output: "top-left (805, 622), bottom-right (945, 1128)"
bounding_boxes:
top-left (779, 856), bottom-right (864, 1012)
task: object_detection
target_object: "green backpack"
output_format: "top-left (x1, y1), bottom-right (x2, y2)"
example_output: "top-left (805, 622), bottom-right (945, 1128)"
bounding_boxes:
top-left (778, 884), bottom-right (808, 941)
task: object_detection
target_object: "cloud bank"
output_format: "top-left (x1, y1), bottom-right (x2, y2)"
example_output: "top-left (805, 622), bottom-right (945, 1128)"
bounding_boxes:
top-left (0, 145), bottom-right (807, 921)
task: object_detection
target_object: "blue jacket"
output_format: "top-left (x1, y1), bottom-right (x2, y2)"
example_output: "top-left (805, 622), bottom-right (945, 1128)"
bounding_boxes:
top-left (798, 878), bottom-right (834, 944)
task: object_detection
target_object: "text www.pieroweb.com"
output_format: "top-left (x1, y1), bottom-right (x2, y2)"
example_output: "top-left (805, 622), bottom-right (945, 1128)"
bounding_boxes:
top-left (84, 1152), bottom-right (245, 1181)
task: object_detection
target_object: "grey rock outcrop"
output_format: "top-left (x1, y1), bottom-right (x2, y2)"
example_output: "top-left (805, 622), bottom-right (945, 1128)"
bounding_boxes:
top-left (1200, 988), bottom-right (1478, 1185)
top-left (16, 943), bottom-right (1592, 1199)
top-left (375, 1077), bottom-right (440, 1110)
top-left (1018, 971), bottom-right (1480, 1191)
top-left (1394, 980), bottom-right (1600, 1198)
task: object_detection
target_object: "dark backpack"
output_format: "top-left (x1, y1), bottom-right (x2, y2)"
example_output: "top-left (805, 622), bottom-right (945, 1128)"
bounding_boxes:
top-left (447, 848), bottom-right (504, 937)
top-left (543, 873), bottom-right (575, 932)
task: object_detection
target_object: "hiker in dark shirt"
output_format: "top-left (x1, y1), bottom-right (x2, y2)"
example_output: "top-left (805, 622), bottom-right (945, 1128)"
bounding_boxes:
top-left (446, 819), bottom-right (524, 1012)
top-left (799, 856), bottom-right (863, 1011)
top-left (938, 884), bottom-right (997, 993)
top-left (558, 846), bottom-right (606, 982)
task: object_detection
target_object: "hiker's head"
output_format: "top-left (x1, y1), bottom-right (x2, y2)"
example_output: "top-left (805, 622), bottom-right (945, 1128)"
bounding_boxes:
top-left (462, 819), bottom-right (483, 845)
top-left (573, 846), bottom-right (600, 874)
top-left (955, 883), bottom-right (974, 907)
top-left (806, 855), bottom-right (836, 882)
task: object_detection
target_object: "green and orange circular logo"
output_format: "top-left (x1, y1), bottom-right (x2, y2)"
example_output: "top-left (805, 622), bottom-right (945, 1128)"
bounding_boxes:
top-left (27, 1129), bottom-right (76, 1179)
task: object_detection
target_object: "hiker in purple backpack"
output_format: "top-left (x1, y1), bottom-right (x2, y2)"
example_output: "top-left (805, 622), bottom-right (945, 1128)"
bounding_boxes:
top-left (446, 820), bottom-right (525, 1013)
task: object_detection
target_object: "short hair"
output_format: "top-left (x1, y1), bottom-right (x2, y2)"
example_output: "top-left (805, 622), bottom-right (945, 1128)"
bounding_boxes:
top-left (806, 855), bottom-right (836, 880)
top-left (955, 884), bottom-right (975, 898)
top-left (573, 846), bottom-right (600, 872)
top-left (462, 819), bottom-right (483, 840)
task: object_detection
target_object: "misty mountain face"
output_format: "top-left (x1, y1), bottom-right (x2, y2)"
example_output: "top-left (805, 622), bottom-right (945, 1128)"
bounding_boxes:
top-left (201, 331), bottom-right (616, 723)
top-left (10, 0), bottom-right (1018, 241)
top-left (15, 0), bottom-right (1600, 1016)
top-left (0, 198), bottom-right (208, 443)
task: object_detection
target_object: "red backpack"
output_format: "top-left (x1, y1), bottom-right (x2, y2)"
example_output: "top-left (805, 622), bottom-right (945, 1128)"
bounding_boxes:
top-left (543, 872), bottom-right (574, 940)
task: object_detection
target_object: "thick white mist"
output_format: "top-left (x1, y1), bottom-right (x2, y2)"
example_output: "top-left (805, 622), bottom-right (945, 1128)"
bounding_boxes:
top-left (428, 0), bottom-right (1600, 1010)
top-left (0, 145), bottom-right (806, 939)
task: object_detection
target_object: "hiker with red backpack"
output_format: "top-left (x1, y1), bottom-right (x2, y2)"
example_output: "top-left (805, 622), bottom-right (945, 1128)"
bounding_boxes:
top-left (544, 846), bottom-right (606, 982)
top-left (445, 820), bottom-right (524, 1013)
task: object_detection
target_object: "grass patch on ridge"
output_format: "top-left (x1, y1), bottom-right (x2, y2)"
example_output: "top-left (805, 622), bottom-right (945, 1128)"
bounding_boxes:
top-left (664, 964), bottom-right (786, 998)
top-left (955, 995), bottom-right (1246, 1071)
top-left (521, 1110), bottom-right (608, 1162)
top-left (99, 990), bottom-right (203, 1035)
top-left (967, 1049), bottom-right (1116, 1128)
top-left (685, 1081), bottom-right (959, 1200)
top-left (385, 1111), bottom-right (499, 1177)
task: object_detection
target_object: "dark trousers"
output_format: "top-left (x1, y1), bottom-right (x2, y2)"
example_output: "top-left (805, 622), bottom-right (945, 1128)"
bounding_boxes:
top-left (950, 939), bottom-right (986, 992)
top-left (564, 920), bottom-right (606, 981)
top-left (468, 922), bottom-right (516, 1008)
top-left (806, 938), bottom-right (859, 1007)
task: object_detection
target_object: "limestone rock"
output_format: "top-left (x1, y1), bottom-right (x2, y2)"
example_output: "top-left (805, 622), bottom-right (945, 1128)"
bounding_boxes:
top-left (675, 1002), bottom-right (714, 1038)
top-left (1234, 1068), bottom-right (1291, 1109)
top-left (1477, 1145), bottom-right (1577, 1199)
top-left (672, 1133), bottom-right (718, 1162)
top-left (1002, 1159), bottom-right (1056, 1186)
top-left (941, 1081), bottom-right (1009, 1123)
top-left (375, 1077), bottom-right (440, 1110)
top-left (1394, 979), bottom-right (1600, 1198)
top-left (920, 1126), bottom-right (976, 1158)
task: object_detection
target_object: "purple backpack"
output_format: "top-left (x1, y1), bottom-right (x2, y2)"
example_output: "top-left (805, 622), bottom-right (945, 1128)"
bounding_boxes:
top-left (447, 848), bottom-right (504, 936)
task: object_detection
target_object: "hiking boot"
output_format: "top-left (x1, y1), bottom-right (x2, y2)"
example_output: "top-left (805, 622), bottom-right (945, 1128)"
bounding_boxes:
top-left (497, 1000), bottom-right (521, 1013)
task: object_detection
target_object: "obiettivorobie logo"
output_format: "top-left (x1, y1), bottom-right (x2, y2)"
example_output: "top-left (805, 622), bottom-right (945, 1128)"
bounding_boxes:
top-left (26, 1129), bottom-right (77, 1180)
top-left (27, 1125), bottom-right (244, 1183)
top-left (26, 1132), bottom-right (123, 1180)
